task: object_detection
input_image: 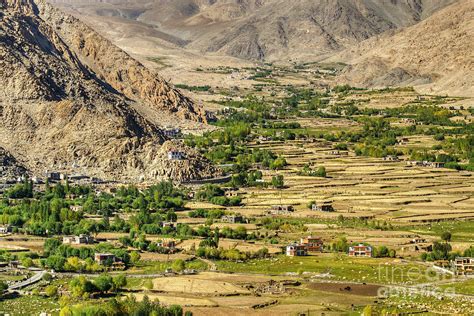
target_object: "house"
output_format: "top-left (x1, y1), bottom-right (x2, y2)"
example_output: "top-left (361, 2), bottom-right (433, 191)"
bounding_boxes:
top-left (411, 237), bottom-right (426, 244)
top-left (157, 240), bottom-right (176, 250)
top-left (398, 137), bottom-right (410, 145)
top-left (0, 225), bottom-right (12, 234)
top-left (311, 202), bottom-right (334, 212)
top-left (221, 215), bottom-right (244, 224)
top-left (163, 128), bottom-right (181, 138)
top-left (406, 161), bottom-right (423, 166)
top-left (94, 253), bottom-right (118, 265)
top-left (161, 222), bottom-right (176, 228)
top-left (348, 244), bottom-right (372, 257)
top-left (428, 162), bottom-right (445, 168)
top-left (286, 243), bottom-right (307, 256)
top-left (383, 155), bottom-right (399, 162)
top-left (225, 190), bottom-right (241, 198)
top-left (168, 151), bottom-right (185, 160)
top-left (9, 260), bottom-right (20, 269)
top-left (45, 172), bottom-right (62, 181)
top-left (401, 118), bottom-right (416, 125)
top-left (300, 236), bottom-right (323, 252)
top-left (31, 176), bottom-right (44, 184)
top-left (454, 257), bottom-right (474, 275)
top-left (269, 205), bottom-right (294, 215)
top-left (223, 187), bottom-right (241, 198)
top-left (63, 234), bottom-right (94, 245)
top-left (70, 205), bottom-right (83, 212)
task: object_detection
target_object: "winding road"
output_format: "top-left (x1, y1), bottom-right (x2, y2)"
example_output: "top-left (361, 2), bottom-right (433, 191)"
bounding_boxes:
top-left (8, 270), bottom-right (46, 291)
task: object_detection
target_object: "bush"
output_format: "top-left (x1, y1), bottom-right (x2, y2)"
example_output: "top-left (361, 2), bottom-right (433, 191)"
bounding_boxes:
top-left (45, 285), bottom-right (58, 297)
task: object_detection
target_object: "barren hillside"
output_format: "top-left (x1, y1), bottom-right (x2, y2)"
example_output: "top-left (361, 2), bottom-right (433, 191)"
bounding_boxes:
top-left (0, 0), bottom-right (220, 182)
top-left (331, 0), bottom-right (474, 97)
top-left (49, 0), bottom-right (456, 60)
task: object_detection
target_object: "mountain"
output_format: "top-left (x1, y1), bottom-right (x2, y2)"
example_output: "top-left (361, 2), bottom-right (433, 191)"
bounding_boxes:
top-left (0, 0), bottom-right (220, 182)
top-left (331, 0), bottom-right (474, 97)
top-left (49, 0), bottom-right (456, 60)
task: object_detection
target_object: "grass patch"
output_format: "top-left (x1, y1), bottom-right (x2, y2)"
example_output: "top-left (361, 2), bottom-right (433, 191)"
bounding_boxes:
top-left (0, 295), bottom-right (59, 315)
top-left (399, 220), bottom-right (474, 242)
top-left (439, 278), bottom-right (474, 295)
top-left (128, 259), bottom-right (208, 275)
top-left (215, 254), bottom-right (436, 285)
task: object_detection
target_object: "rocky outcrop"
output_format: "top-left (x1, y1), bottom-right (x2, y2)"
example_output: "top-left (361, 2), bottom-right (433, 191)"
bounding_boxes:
top-left (34, 0), bottom-right (208, 122)
top-left (0, 0), bottom-right (220, 182)
top-left (0, 147), bottom-right (29, 181)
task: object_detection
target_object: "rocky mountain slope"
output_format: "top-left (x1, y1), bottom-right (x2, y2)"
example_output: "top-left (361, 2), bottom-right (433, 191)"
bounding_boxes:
top-left (0, 0), bottom-right (220, 182)
top-left (331, 0), bottom-right (474, 97)
top-left (50, 0), bottom-right (456, 60)
top-left (0, 147), bottom-right (29, 181)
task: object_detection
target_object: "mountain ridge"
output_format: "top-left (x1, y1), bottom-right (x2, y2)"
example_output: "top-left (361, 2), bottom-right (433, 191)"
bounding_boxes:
top-left (0, 0), bottom-right (221, 182)
top-left (330, 0), bottom-right (474, 97)
top-left (49, 0), bottom-right (457, 61)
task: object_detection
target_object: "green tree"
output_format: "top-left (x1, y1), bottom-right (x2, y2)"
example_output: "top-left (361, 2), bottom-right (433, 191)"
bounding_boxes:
top-left (0, 281), bottom-right (8, 292)
top-left (441, 231), bottom-right (452, 242)
top-left (271, 175), bottom-right (284, 188)
top-left (112, 275), bottom-right (127, 292)
top-left (171, 259), bottom-right (185, 273)
top-left (143, 279), bottom-right (153, 291)
top-left (130, 251), bottom-right (141, 265)
top-left (94, 274), bottom-right (113, 294)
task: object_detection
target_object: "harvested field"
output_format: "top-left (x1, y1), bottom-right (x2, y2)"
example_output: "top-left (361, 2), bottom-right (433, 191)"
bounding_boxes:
top-left (228, 139), bottom-right (474, 223)
top-left (131, 293), bottom-right (218, 307)
top-left (152, 273), bottom-right (250, 295)
top-left (306, 282), bottom-right (381, 296)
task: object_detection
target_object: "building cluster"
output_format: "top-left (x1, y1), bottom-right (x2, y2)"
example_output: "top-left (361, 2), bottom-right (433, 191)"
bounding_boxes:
top-left (329, 150), bottom-right (349, 156)
top-left (62, 234), bottom-right (94, 245)
top-left (406, 161), bottom-right (445, 168)
top-left (286, 236), bottom-right (324, 256)
top-left (22, 172), bottom-right (106, 185)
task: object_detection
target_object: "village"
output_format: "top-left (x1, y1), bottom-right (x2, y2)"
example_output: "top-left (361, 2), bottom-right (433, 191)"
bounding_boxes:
top-left (1, 46), bottom-right (473, 316)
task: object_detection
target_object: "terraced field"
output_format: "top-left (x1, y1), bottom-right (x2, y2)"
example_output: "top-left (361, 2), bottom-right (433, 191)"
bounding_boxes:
top-left (233, 139), bottom-right (474, 223)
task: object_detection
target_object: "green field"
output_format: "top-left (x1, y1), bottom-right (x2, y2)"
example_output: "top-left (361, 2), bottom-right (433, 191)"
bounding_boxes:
top-left (128, 259), bottom-right (208, 275)
top-left (400, 221), bottom-right (474, 242)
top-left (215, 254), bottom-right (440, 285)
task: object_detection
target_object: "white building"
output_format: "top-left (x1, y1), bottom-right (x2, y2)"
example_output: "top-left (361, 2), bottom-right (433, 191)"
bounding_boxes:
top-left (168, 151), bottom-right (185, 160)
